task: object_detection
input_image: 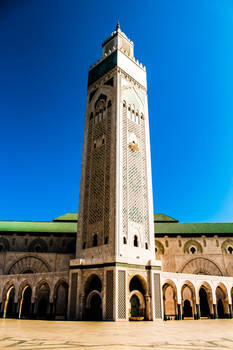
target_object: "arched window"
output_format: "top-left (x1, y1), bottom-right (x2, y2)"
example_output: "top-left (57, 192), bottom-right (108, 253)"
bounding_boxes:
top-left (104, 237), bottom-right (108, 244)
top-left (134, 235), bottom-right (138, 247)
top-left (93, 234), bottom-right (98, 247)
top-left (190, 247), bottom-right (196, 254)
top-left (83, 242), bottom-right (86, 249)
top-left (145, 242), bottom-right (148, 249)
top-left (123, 237), bottom-right (127, 244)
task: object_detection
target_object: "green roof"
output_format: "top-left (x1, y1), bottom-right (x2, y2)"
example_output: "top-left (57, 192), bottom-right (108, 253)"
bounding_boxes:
top-left (53, 213), bottom-right (78, 222)
top-left (0, 212), bottom-right (233, 237)
top-left (0, 220), bottom-right (77, 234)
top-left (154, 222), bottom-right (233, 236)
top-left (154, 213), bottom-right (178, 223)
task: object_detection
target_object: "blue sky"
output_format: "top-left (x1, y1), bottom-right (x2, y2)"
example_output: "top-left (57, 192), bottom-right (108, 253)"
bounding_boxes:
top-left (1, 0), bottom-right (233, 223)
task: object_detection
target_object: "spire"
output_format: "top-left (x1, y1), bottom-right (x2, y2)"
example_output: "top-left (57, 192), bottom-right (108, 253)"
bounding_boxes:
top-left (116, 21), bottom-right (120, 31)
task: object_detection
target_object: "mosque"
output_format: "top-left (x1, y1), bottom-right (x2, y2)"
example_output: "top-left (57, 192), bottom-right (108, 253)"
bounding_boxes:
top-left (0, 25), bottom-right (233, 321)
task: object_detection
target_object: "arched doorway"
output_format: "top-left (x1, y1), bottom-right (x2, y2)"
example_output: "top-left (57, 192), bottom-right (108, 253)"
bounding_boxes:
top-left (130, 294), bottom-right (140, 317)
top-left (199, 287), bottom-right (210, 317)
top-left (183, 300), bottom-right (192, 317)
top-left (3, 286), bottom-right (15, 318)
top-left (19, 286), bottom-right (32, 319)
top-left (84, 275), bottom-right (102, 320)
top-left (54, 282), bottom-right (68, 320)
top-left (181, 282), bottom-right (195, 319)
top-left (216, 285), bottom-right (228, 319)
top-left (162, 281), bottom-right (177, 320)
top-left (129, 275), bottom-right (147, 320)
top-left (36, 283), bottom-right (50, 319)
top-left (88, 292), bottom-right (102, 320)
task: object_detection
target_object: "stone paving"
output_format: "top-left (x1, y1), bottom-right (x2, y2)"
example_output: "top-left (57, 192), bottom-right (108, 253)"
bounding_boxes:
top-left (0, 319), bottom-right (233, 349)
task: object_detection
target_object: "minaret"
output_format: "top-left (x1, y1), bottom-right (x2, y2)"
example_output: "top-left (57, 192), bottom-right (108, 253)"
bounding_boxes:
top-left (68, 25), bottom-right (162, 321)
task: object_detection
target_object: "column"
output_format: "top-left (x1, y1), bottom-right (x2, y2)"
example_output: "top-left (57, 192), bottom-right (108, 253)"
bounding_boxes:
top-left (177, 304), bottom-right (182, 320)
top-left (229, 304), bottom-right (233, 319)
top-left (213, 304), bottom-right (218, 319)
top-left (195, 304), bottom-right (200, 320)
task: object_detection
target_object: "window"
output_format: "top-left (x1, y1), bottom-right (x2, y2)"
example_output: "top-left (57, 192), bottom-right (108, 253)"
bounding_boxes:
top-left (123, 237), bottom-right (127, 244)
top-left (102, 138), bottom-right (105, 145)
top-left (134, 235), bottom-right (138, 247)
top-left (83, 242), bottom-right (86, 249)
top-left (93, 234), bottom-right (98, 247)
top-left (145, 242), bottom-right (148, 249)
top-left (190, 247), bottom-right (196, 254)
top-left (94, 142), bottom-right (96, 149)
top-left (104, 237), bottom-right (108, 244)
top-left (228, 246), bottom-right (233, 254)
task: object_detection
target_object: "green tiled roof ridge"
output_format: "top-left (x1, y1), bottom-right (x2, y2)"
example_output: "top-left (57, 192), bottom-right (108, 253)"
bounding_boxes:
top-left (154, 213), bottom-right (178, 222)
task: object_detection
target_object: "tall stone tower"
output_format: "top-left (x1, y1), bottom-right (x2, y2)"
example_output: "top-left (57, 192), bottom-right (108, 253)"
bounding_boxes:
top-left (68, 24), bottom-right (162, 321)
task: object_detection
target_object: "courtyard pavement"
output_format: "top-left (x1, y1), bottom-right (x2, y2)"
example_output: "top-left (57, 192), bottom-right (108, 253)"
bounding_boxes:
top-left (0, 319), bottom-right (233, 349)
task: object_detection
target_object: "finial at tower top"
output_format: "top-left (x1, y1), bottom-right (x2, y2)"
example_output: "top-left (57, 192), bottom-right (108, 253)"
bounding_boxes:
top-left (116, 21), bottom-right (121, 31)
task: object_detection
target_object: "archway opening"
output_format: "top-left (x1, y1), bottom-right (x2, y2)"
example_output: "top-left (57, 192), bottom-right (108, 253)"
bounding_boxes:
top-left (130, 294), bottom-right (140, 317)
top-left (181, 283), bottom-right (194, 319)
top-left (162, 282), bottom-right (177, 320)
top-left (84, 275), bottom-right (102, 320)
top-left (89, 293), bottom-right (102, 320)
top-left (4, 286), bottom-right (15, 318)
top-left (129, 276), bottom-right (147, 320)
top-left (216, 286), bottom-right (227, 319)
top-left (20, 286), bottom-right (32, 319)
top-left (37, 283), bottom-right (50, 319)
top-left (183, 300), bottom-right (192, 317)
top-left (199, 287), bottom-right (210, 317)
top-left (55, 282), bottom-right (68, 320)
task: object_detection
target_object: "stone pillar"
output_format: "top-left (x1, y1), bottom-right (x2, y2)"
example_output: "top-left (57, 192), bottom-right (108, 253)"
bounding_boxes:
top-left (177, 304), bottom-right (182, 320)
top-left (229, 304), bottom-right (233, 319)
top-left (213, 304), bottom-right (218, 319)
top-left (144, 295), bottom-right (150, 320)
top-left (195, 304), bottom-right (200, 320)
top-left (79, 294), bottom-right (85, 320)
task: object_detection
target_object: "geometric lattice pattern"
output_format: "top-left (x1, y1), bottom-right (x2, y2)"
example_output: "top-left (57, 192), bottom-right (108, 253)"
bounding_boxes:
top-left (117, 270), bottom-right (126, 319)
top-left (82, 100), bottom-right (112, 247)
top-left (122, 103), bottom-right (150, 246)
top-left (154, 273), bottom-right (162, 319)
top-left (106, 270), bottom-right (114, 320)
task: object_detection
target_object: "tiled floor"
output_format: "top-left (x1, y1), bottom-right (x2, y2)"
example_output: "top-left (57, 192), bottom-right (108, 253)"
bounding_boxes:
top-left (0, 319), bottom-right (233, 349)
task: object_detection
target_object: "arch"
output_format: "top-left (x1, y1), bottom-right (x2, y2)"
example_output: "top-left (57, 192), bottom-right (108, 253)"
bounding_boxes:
top-left (3, 285), bottom-right (15, 318)
top-left (84, 274), bottom-right (102, 295)
top-left (35, 281), bottom-right (50, 319)
top-left (129, 275), bottom-right (147, 320)
top-left (129, 290), bottom-right (145, 319)
top-left (162, 280), bottom-right (178, 320)
top-left (181, 281), bottom-right (196, 318)
top-left (198, 283), bottom-right (213, 318)
top-left (129, 275), bottom-right (147, 295)
top-left (183, 240), bottom-right (203, 254)
top-left (19, 285), bottom-right (32, 319)
top-left (180, 257), bottom-right (223, 276)
top-left (0, 237), bottom-right (9, 252)
top-left (54, 280), bottom-right (68, 319)
top-left (216, 283), bottom-right (229, 318)
top-left (221, 239), bottom-right (233, 254)
top-left (28, 238), bottom-right (48, 253)
top-left (155, 240), bottom-right (164, 256)
top-left (7, 255), bottom-right (50, 274)
top-left (86, 291), bottom-right (102, 320)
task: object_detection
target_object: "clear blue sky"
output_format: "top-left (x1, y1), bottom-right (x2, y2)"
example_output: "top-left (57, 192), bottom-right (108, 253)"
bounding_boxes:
top-left (1, 0), bottom-right (233, 223)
